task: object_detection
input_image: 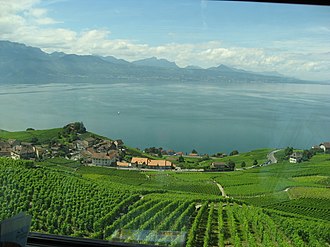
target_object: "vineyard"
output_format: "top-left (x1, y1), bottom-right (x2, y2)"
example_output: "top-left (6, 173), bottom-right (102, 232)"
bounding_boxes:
top-left (1, 154), bottom-right (330, 246)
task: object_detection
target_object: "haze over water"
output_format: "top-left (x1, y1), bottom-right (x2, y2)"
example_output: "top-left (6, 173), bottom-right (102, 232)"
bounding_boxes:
top-left (1, 82), bottom-right (329, 154)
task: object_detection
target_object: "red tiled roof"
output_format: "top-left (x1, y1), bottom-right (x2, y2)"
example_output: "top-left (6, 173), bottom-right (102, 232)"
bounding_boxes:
top-left (117, 161), bottom-right (130, 167)
top-left (148, 159), bottom-right (173, 167)
top-left (320, 142), bottom-right (330, 148)
top-left (92, 152), bottom-right (117, 160)
top-left (131, 157), bottom-right (150, 164)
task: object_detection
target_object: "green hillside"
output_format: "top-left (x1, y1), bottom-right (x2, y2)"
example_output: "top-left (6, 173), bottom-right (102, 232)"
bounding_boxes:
top-left (1, 125), bottom-right (330, 246)
top-left (0, 128), bottom-right (62, 144)
top-left (1, 154), bottom-right (330, 246)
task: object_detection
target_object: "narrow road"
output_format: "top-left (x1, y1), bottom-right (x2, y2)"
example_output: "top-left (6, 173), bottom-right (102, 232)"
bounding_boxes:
top-left (267, 149), bottom-right (282, 164)
top-left (214, 180), bottom-right (228, 198)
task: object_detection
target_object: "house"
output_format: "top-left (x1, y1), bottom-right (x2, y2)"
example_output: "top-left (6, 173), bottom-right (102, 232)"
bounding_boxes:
top-left (0, 141), bottom-right (11, 157)
top-left (117, 161), bottom-right (131, 167)
top-left (131, 157), bottom-right (150, 166)
top-left (11, 144), bottom-right (36, 160)
top-left (311, 145), bottom-right (322, 151)
top-left (147, 159), bottom-right (175, 169)
top-left (8, 139), bottom-right (20, 146)
top-left (35, 147), bottom-right (46, 159)
top-left (74, 140), bottom-right (88, 151)
top-left (91, 151), bottom-right (118, 166)
top-left (95, 141), bottom-right (117, 153)
top-left (114, 139), bottom-right (124, 148)
top-left (188, 153), bottom-right (198, 157)
top-left (209, 162), bottom-right (233, 171)
top-left (167, 149), bottom-right (175, 155)
top-left (289, 152), bottom-right (303, 163)
top-left (320, 142), bottom-right (330, 153)
top-left (82, 137), bottom-right (96, 147)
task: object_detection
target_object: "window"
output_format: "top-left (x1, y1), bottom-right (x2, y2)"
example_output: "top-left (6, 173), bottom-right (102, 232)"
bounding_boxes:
top-left (0, 1), bottom-right (329, 246)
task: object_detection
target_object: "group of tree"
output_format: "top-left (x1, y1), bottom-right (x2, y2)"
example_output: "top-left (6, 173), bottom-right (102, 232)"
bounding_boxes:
top-left (284, 146), bottom-right (315, 162)
top-left (229, 150), bottom-right (239, 156)
top-left (211, 152), bottom-right (227, 158)
top-left (62, 122), bottom-right (87, 136)
top-left (144, 147), bottom-right (163, 157)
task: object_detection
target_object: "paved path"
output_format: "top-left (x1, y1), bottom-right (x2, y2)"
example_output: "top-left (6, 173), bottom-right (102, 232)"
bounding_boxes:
top-left (267, 149), bottom-right (282, 164)
top-left (214, 180), bottom-right (228, 198)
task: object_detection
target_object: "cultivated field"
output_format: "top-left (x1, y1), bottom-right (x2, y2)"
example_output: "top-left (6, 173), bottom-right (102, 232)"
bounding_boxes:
top-left (1, 150), bottom-right (329, 246)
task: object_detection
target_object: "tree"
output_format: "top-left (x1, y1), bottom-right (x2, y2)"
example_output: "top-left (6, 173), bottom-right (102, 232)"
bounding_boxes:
top-left (302, 149), bottom-right (313, 161)
top-left (30, 137), bottom-right (39, 145)
top-left (284, 147), bottom-right (294, 158)
top-left (253, 159), bottom-right (258, 166)
top-left (241, 161), bottom-right (246, 168)
top-left (74, 122), bottom-right (87, 133)
top-left (229, 150), bottom-right (239, 156)
top-left (228, 160), bottom-right (235, 170)
top-left (191, 149), bottom-right (198, 154)
top-left (178, 156), bottom-right (185, 163)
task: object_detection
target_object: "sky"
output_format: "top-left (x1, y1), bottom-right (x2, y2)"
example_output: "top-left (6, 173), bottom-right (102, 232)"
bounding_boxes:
top-left (0, 0), bottom-right (330, 81)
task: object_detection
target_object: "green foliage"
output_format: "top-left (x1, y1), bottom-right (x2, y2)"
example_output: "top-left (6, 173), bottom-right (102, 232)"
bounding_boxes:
top-left (144, 147), bottom-right (163, 156)
top-left (0, 128), bottom-right (62, 144)
top-left (0, 157), bottom-right (132, 238)
top-left (302, 149), bottom-right (314, 161)
top-left (1, 151), bottom-right (330, 246)
top-left (63, 122), bottom-right (86, 134)
top-left (284, 147), bottom-right (294, 159)
top-left (229, 150), bottom-right (239, 156)
top-left (210, 148), bottom-right (272, 168)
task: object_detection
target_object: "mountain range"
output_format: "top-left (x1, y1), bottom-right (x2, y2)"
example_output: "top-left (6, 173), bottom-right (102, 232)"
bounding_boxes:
top-left (0, 40), bottom-right (310, 84)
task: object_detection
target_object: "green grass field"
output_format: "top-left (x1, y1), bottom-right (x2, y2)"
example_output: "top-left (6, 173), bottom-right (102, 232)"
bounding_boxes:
top-left (1, 152), bottom-right (330, 246)
top-left (0, 128), bottom-right (62, 143)
top-left (208, 148), bottom-right (273, 168)
top-left (1, 127), bottom-right (330, 246)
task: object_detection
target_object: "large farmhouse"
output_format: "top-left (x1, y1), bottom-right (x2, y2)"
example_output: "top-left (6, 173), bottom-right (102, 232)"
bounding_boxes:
top-left (148, 159), bottom-right (174, 169)
top-left (128, 157), bottom-right (175, 169)
top-left (209, 162), bottom-right (234, 171)
top-left (289, 152), bottom-right (303, 163)
top-left (131, 157), bottom-right (150, 166)
top-left (320, 142), bottom-right (330, 153)
top-left (91, 151), bottom-right (118, 166)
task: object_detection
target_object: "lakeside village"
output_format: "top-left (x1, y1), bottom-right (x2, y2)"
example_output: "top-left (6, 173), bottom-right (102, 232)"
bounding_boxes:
top-left (1, 122), bottom-right (330, 171)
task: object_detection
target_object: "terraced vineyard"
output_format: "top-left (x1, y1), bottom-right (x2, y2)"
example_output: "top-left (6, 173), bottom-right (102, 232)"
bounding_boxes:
top-left (1, 154), bottom-right (330, 246)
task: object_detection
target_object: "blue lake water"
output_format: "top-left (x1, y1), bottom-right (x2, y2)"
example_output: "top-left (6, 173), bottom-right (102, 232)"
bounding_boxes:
top-left (1, 82), bottom-right (330, 154)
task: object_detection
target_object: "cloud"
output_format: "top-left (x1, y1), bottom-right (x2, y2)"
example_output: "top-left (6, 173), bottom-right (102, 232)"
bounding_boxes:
top-left (0, 0), bottom-right (329, 81)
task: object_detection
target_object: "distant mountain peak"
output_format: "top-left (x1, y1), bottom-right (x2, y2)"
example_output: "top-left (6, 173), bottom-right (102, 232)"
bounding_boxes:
top-left (209, 64), bottom-right (235, 72)
top-left (50, 51), bottom-right (66, 58)
top-left (132, 57), bottom-right (178, 69)
top-left (100, 55), bottom-right (130, 65)
top-left (0, 40), bottom-right (309, 85)
top-left (185, 65), bottom-right (202, 70)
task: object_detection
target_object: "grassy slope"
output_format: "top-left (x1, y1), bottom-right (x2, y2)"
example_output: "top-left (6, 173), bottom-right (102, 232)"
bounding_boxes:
top-left (212, 153), bottom-right (330, 221)
top-left (1, 156), bottom-right (330, 245)
top-left (2, 127), bottom-right (329, 222)
top-left (169, 148), bottom-right (273, 169)
top-left (0, 128), bottom-right (62, 143)
top-left (212, 148), bottom-right (273, 167)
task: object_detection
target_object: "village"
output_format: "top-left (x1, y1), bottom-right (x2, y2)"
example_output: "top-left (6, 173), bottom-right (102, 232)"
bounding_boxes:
top-left (0, 123), bottom-right (179, 170)
top-left (0, 123), bottom-right (329, 170)
top-left (0, 134), bottom-right (177, 170)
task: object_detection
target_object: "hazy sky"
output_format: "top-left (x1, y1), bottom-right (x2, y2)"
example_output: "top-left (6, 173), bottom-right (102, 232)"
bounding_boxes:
top-left (1, 0), bottom-right (330, 80)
